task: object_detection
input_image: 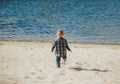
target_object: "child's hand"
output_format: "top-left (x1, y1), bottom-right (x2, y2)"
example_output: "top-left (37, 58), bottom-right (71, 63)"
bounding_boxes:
top-left (70, 50), bottom-right (72, 53)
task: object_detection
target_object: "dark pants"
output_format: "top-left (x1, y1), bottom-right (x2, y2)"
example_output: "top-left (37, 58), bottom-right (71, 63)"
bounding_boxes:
top-left (56, 56), bottom-right (67, 68)
top-left (56, 56), bottom-right (61, 68)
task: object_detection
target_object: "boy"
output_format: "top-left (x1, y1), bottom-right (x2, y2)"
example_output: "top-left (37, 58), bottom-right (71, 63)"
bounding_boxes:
top-left (51, 29), bottom-right (71, 68)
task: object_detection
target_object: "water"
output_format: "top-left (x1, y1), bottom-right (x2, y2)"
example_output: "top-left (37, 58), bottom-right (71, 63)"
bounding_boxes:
top-left (0, 0), bottom-right (120, 44)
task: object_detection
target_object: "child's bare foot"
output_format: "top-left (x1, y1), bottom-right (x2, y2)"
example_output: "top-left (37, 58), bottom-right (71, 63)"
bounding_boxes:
top-left (62, 61), bottom-right (66, 65)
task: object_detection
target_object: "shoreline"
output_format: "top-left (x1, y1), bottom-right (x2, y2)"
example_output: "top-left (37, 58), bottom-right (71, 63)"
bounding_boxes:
top-left (0, 40), bottom-right (120, 49)
top-left (0, 40), bottom-right (120, 45)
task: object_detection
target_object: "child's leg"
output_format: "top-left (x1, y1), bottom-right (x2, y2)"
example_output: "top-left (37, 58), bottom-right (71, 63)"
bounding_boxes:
top-left (62, 59), bottom-right (66, 65)
top-left (56, 56), bottom-right (61, 68)
top-left (62, 55), bottom-right (67, 65)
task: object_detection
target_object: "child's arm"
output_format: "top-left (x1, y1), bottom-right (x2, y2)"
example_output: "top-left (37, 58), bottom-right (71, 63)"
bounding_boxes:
top-left (51, 41), bottom-right (56, 52)
top-left (66, 40), bottom-right (71, 52)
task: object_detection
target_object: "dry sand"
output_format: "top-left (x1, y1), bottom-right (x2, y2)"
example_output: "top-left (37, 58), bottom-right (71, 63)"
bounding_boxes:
top-left (0, 41), bottom-right (120, 84)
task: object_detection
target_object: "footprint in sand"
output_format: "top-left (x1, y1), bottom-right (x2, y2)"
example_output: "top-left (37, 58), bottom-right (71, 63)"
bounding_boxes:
top-left (76, 62), bottom-right (89, 66)
top-left (30, 72), bottom-right (36, 75)
top-left (59, 73), bottom-right (65, 76)
top-left (70, 78), bottom-right (73, 80)
top-left (8, 77), bottom-right (14, 80)
top-left (24, 76), bottom-right (30, 79)
top-left (36, 76), bottom-right (46, 80)
top-left (108, 61), bottom-right (115, 65)
top-left (7, 78), bottom-right (18, 84)
top-left (39, 69), bottom-right (43, 72)
top-left (76, 62), bottom-right (82, 65)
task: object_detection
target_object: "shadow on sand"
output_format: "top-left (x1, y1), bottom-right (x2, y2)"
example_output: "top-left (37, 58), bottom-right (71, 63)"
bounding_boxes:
top-left (69, 67), bottom-right (108, 72)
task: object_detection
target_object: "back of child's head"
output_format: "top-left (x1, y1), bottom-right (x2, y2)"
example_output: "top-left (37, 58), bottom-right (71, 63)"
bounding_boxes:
top-left (57, 29), bottom-right (64, 38)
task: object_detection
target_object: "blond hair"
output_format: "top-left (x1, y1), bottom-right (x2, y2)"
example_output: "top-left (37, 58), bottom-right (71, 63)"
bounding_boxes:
top-left (57, 29), bottom-right (64, 38)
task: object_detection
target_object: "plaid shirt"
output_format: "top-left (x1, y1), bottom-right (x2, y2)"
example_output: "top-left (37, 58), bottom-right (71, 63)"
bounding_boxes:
top-left (51, 37), bottom-right (71, 57)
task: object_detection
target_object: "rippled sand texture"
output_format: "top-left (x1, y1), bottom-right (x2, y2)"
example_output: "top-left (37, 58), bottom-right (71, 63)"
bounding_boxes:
top-left (0, 41), bottom-right (120, 84)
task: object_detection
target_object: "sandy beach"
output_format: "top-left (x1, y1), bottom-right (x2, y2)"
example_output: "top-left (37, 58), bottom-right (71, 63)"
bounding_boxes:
top-left (0, 41), bottom-right (120, 84)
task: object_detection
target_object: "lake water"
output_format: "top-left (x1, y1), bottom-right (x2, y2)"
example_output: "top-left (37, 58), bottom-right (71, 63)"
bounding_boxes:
top-left (0, 0), bottom-right (120, 44)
